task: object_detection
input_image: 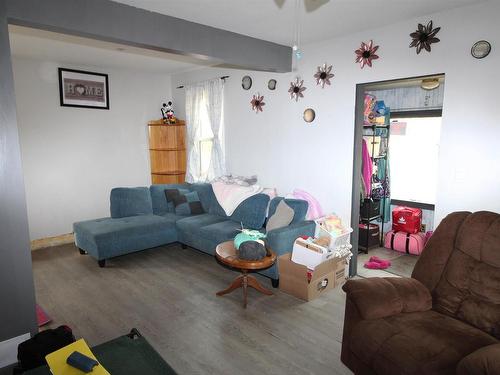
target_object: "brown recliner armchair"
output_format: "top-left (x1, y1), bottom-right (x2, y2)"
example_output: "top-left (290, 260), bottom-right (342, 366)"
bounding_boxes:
top-left (341, 211), bottom-right (500, 375)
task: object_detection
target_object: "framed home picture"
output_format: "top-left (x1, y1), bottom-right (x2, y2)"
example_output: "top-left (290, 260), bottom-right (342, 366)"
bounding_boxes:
top-left (58, 68), bottom-right (109, 109)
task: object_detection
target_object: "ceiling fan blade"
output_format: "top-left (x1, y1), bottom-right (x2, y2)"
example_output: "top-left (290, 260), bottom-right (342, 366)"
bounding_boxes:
top-left (304, 0), bottom-right (329, 12)
top-left (274, 0), bottom-right (286, 9)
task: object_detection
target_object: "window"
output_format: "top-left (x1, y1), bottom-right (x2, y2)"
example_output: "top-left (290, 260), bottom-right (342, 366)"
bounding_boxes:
top-left (389, 116), bottom-right (442, 205)
top-left (197, 99), bottom-right (214, 181)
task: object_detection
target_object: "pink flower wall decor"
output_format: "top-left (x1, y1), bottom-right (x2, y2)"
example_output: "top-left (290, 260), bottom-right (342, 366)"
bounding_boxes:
top-left (314, 63), bottom-right (334, 88)
top-left (250, 94), bottom-right (265, 113)
top-left (288, 77), bottom-right (306, 101)
top-left (355, 40), bottom-right (380, 69)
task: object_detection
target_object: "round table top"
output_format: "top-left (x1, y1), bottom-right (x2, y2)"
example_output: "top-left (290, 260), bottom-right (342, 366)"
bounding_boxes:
top-left (215, 241), bottom-right (276, 270)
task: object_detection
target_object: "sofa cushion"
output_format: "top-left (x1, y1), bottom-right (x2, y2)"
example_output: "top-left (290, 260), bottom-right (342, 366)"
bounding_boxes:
top-left (150, 184), bottom-right (191, 215)
top-left (457, 343), bottom-right (500, 375)
top-left (190, 183), bottom-right (226, 216)
top-left (431, 212), bottom-right (500, 339)
top-left (266, 200), bottom-right (294, 232)
top-left (110, 187), bottom-right (153, 218)
top-left (158, 212), bottom-right (187, 223)
top-left (268, 197), bottom-right (308, 225)
top-left (74, 215), bottom-right (177, 259)
top-left (229, 193), bottom-right (270, 229)
top-left (176, 213), bottom-right (227, 235)
top-left (190, 183), bottom-right (269, 229)
top-left (349, 310), bottom-right (497, 375)
top-left (199, 220), bottom-right (242, 244)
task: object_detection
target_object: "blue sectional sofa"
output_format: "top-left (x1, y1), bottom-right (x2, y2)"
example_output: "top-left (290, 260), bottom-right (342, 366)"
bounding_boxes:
top-left (73, 183), bottom-right (315, 285)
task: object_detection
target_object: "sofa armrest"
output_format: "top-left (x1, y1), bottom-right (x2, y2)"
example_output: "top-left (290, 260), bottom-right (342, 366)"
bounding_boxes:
top-left (265, 221), bottom-right (316, 256)
top-left (342, 277), bottom-right (432, 320)
top-left (457, 344), bottom-right (500, 375)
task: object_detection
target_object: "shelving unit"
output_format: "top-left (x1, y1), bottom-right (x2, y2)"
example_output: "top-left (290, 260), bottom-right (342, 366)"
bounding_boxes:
top-left (148, 120), bottom-right (186, 184)
top-left (358, 111), bottom-right (391, 253)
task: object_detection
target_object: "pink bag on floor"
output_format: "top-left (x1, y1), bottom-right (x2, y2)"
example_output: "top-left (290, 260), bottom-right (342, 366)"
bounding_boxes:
top-left (384, 230), bottom-right (425, 255)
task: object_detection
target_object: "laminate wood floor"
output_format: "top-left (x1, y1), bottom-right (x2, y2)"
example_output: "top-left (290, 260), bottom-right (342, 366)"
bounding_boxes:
top-left (32, 244), bottom-right (352, 375)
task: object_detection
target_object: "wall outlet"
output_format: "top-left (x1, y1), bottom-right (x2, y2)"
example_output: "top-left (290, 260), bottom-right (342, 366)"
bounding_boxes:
top-left (420, 223), bottom-right (427, 233)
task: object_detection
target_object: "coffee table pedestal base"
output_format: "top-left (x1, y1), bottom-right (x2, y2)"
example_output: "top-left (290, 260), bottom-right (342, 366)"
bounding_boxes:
top-left (216, 271), bottom-right (273, 308)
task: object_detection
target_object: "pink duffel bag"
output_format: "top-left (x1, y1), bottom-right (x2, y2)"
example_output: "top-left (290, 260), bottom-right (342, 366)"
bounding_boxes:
top-left (384, 230), bottom-right (425, 255)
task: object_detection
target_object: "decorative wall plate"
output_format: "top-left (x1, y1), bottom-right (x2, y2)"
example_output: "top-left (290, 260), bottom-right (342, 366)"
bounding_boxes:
top-left (268, 79), bottom-right (277, 90)
top-left (303, 108), bottom-right (316, 123)
top-left (242, 75), bottom-right (252, 90)
top-left (471, 40), bottom-right (491, 59)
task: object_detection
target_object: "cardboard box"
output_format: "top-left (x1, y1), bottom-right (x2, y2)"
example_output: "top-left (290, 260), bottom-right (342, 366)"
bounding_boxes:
top-left (291, 238), bottom-right (333, 270)
top-left (279, 253), bottom-right (348, 301)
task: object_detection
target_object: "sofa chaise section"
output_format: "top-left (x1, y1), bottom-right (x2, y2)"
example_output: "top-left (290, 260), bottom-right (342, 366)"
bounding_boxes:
top-left (74, 215), bottom-right (178, 267)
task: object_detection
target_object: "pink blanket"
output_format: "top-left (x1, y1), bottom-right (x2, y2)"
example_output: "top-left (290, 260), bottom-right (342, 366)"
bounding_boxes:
top-left (292, 189), bottom-right (324, 220)
top-left (212, 181), bottom-right (263, 216)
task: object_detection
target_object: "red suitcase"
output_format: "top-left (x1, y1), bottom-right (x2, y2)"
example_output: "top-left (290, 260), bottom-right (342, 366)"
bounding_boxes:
top-left (384, 230), bottom-right (425, 255)
top-left (392, 206), bottom-right (422, 234)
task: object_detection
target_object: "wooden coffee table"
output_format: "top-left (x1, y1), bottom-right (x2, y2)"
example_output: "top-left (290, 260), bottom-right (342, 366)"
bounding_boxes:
top-left (215, 241), bottom-right (277, 308)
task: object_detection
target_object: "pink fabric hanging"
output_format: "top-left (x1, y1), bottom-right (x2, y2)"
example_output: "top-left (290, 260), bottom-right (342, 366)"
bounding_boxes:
top-left (292, 189), bottom-right (324, 220)
top-left (361, 139), bottom-right (372, 197)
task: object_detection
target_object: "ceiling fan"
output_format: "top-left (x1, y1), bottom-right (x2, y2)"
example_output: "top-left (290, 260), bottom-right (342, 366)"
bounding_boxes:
top-left (274, 0), bottom-right (329, 13)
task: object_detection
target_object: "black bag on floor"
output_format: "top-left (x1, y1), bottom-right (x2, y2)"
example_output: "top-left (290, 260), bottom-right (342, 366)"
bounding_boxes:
top-left (14, 325), bottom-right (75, 373)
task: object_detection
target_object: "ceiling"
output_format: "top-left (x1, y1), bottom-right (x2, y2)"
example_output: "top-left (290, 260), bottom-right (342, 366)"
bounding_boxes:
top-left (8, 25), bottom-right (216, 74)
top-left (8, 0), bottom-right (487, 73)
top-left (111, 0), bottom-right (487, 46)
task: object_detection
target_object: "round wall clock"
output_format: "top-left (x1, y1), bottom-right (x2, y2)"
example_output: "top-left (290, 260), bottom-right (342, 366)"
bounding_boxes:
top-left (241, 75), bottom-right (252, 90)
top-left (471, 40), bottom-right (491, 59)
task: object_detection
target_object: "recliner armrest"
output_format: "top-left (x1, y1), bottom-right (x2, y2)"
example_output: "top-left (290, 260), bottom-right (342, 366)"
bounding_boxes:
top-left (342, 277), bottom-right (432, 320)
top-left (457, 344), bottom-right (500, 375)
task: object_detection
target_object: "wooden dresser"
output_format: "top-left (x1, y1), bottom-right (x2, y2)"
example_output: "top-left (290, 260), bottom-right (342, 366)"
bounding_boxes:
top-left (148, 120), bottom-right (186, 184)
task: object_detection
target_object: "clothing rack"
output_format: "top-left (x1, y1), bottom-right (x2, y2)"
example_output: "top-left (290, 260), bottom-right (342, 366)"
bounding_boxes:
top-left (359, 110), bottom-right (391, 254)
top-left (176, 75), bottom-right (230, 89)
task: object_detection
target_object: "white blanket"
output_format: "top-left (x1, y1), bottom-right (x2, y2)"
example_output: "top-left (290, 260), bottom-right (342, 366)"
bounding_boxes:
top-left (211, 181), bottom-right (263, 216)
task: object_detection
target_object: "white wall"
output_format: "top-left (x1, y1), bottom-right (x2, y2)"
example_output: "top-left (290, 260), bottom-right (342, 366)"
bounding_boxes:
top-left (13, 57), bottom-right (171, 240)
top-left (173, 1), bottom-right (500, 227)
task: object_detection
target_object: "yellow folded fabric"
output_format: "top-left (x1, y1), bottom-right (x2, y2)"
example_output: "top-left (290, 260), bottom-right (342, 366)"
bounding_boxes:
top-left (45, 338), bottom-right (109, 375)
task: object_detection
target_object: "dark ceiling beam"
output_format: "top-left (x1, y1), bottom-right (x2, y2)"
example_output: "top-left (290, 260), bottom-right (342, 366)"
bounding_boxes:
top-left (6, 0), bottom-right (292, 72)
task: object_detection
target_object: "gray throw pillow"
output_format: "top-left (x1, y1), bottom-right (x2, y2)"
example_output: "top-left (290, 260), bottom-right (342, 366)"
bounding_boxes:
top-left (266, 200), bottom-right (294, 232)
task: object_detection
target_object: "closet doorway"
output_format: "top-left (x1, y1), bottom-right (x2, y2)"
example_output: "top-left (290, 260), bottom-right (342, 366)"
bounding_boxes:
top-left (350, 74), bottom-right (445, 277)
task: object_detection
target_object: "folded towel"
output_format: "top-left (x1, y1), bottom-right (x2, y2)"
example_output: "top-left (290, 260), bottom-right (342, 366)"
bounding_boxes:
top-left (212, 181), bottom-right (263, 216)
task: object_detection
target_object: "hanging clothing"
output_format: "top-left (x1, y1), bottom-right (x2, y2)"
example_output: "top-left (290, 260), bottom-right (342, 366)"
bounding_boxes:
top-left (361, 139), bottom-right (372, 197)
top-left (372, 155), bottom-right (391, 223)
top-left (185, 78), bottom-right (225, 183)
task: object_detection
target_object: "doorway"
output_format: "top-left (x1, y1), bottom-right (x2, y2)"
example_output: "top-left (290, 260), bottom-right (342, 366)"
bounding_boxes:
top-left (350, 74), bottom-right (445, 277)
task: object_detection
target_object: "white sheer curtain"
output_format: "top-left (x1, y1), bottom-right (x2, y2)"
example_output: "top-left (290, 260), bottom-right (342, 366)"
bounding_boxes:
top-left (185, 78), bottom-right (225, 183)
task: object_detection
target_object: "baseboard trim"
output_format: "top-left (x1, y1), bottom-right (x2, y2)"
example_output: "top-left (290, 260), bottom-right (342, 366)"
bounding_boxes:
top-left (31, 233), bottom-right (74, 250)
top-left (0, 333), bottom-right (30, 368)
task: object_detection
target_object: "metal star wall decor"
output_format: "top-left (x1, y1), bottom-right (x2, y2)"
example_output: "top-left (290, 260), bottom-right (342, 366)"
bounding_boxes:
top-left (355, 40), bottom-right (379, 69)
top-left (314, 63), bottom-right (334, 88)
top-left (288, 77), bottom-right (306, 101)
top-left (410, 21), bottom-right (441, 54)
top-left (250, 94), bottom-right (265, 113)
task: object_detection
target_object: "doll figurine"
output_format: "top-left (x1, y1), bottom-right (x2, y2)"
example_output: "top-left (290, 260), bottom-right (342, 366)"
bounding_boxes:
top-left (161, 101), bottom-right (175, 124)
